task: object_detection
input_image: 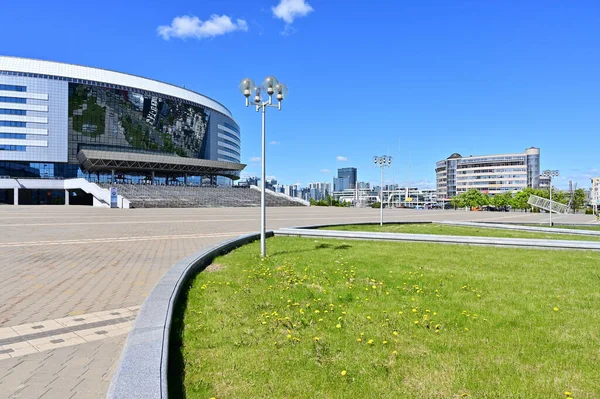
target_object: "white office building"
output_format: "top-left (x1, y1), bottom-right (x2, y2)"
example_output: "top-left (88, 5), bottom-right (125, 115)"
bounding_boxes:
top-left (436, 147), bottom-right (540, 199)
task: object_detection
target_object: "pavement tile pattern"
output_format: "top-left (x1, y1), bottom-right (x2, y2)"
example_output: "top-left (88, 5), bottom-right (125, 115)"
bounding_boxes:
top-left (0, 205), bottom-right (596, 398)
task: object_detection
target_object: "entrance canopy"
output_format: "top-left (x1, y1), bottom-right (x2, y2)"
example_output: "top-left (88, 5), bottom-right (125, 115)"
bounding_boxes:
top-left (77, 149), bottom-right (245, 180)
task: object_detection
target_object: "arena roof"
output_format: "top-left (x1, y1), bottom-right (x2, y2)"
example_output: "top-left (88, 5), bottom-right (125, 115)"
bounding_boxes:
top-left (0, 56), bottom-right (233, 119)
top-left (77, 149), bottom-right (245, 180)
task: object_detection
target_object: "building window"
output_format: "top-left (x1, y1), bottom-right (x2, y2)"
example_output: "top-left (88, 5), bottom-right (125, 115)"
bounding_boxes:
top-left (0, 84), bottom-right (26, 92)
top-left (0, 133), bottom-right (26, 139)
top-left (0, 121), bottom-right (26, 127)
top-left (0, 97), bottom-right (27, 104)
top-left (0, 145), bottom-right (26, 151)
top-left (0, 109), bottom-right (26, 115)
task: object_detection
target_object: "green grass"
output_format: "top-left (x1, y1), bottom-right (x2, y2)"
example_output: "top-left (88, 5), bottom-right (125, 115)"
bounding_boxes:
top-left (171, 237), bottom-right (600, 398)
top-left (321, 223), bottom-right (600, 241)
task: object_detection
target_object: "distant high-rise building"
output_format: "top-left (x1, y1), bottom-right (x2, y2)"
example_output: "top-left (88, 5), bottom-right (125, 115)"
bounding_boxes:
top-left (333, 177), bottom-right (350, 192)
top-left (308, 182), bottom-right (331, 200)
top-left (338, 167), bottom-right (357, 189)
top-left (435, 147), bottom-right (540, 199)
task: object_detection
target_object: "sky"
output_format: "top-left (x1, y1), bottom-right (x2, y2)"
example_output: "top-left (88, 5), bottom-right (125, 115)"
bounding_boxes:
top-left (1, 0), bottom-right (599, 189)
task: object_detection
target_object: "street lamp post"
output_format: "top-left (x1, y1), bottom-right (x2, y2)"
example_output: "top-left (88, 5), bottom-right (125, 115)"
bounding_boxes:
top-left (542, 169), bottom-right (559, 226)
top-left (239, 77), bottom-right (288, 258)
top-left (373, 155), bottom-right (392, 226)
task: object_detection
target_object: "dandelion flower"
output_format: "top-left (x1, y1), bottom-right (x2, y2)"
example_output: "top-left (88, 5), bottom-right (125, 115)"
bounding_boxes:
top-left (336, 324), bottom-right (341, 329)
top-left (392, 350), bottom-right (398, 356)
top-left (357, 338), bottom-right (362, 342)
top-left (382, 340), bottom-right (388, 345)
top-left (554, 307), bottom-right (559, 312)
top-left (367, 339), bottom-right (374, 345)
top-left (341, 370), bottom-right (347, 376)
top-left (393, 331), bottom-right (398, 336)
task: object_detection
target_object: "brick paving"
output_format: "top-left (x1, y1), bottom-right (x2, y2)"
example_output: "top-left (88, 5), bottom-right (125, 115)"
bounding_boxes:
top-left (0, 205), bottom-right (596, 398)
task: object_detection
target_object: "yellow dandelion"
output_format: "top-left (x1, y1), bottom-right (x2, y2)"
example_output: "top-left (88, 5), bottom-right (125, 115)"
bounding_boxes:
top-left (341, 370), bottom-right (347, 376)
top-left (554, 307), bottom-right (559, 312)
top-left (392, 350), bottom-right (398, 356)
top-left (393, 331), bottom-right (398, 336)
top-left (367, 339), bottom-right (374, 345)
top-left (287, 334), bottom-right (292, 339)
top-left (313, 337), bottom-right (320, 341)
top-left (336, 324), bottom-right (341, 328)
top-left (357, 338), bottom-right (362, 342)
top-left (382, 340), bottom-right (388, 345)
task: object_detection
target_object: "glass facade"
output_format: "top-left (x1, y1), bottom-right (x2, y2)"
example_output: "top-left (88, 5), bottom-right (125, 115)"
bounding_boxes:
top-left (338, 167), bottom-right (357, 189)
top-left (0, 69), bottom-right (241, 183)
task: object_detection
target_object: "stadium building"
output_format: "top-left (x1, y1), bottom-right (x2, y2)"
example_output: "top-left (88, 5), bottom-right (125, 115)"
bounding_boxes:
top-left (0, 56), bottom-right (244, 185)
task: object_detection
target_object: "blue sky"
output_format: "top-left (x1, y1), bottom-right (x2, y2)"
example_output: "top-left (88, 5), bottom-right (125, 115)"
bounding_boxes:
top-left (1, 0), bottom-right (599, 189)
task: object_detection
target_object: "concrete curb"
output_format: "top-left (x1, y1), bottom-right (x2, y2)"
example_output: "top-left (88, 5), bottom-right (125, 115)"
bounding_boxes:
top-left (275, 227), bottom-right (600, 251)
top-left (435, 221), bottom-right (600, 237)
top-left (106, 232), bottom-right (271, 399)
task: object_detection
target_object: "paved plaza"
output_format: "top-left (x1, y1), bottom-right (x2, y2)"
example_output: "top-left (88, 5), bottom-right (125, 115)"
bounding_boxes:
top-left (0, 205), bottom-right (597, 398)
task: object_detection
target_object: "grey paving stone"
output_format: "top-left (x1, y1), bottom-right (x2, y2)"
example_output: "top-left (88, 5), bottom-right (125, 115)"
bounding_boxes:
top-left (0, 206), bottom-right (596, 398)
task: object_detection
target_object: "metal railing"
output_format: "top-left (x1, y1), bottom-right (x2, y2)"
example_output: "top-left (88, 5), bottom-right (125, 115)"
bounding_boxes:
top-left (527, 194), bottom-right (569, 214)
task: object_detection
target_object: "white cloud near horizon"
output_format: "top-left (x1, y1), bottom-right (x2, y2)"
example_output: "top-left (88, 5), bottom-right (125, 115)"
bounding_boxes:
top-left (269, 140), bottom-right (280, 145)
top-left (336, 156), bottom-right (347, 161)
top-left (157, 15), bottom-right (248, 40)
top-left (320, 169), bottom-right (330, 173)
top-left (272, 0), bottom-right (313, 24)
top-left (249, 156), bottom-right (261, 162)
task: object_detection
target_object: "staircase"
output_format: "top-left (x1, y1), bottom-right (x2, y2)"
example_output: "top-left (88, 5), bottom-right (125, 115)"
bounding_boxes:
top-left (527, 194), bottom-right (569, 214)
top-left (97, 184), bottom-right (307, 208)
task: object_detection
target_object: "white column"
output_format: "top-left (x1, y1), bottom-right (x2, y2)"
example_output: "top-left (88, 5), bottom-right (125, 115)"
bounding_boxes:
top-left (65, 189), bottom-right (69, 206)
top-left (13, 188), bottom-right (18, 205)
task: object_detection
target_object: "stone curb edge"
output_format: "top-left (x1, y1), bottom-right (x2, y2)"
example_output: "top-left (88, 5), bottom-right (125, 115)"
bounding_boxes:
top-left (435, 220), bottom-right (600, 236)
top-left (106, 231), bottom-right (273, 399)
top-left (275, 227), bottom-right (600, 251)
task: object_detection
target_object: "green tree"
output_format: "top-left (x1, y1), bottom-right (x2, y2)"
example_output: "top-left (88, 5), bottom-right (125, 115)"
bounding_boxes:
top-left (450, 195), bottom-right (464, 209)
top-left (512, 188), bottom-right (534, 211)
top-left (571, 188), bottom-right (586, 213)
top-left (463, 189), bottom-right (488, 209)
top-left (492, 192), bottom-right (512, 209)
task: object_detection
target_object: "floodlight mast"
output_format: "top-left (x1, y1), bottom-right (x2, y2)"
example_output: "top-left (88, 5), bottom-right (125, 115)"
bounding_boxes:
top-left (374, 155), bottom-right (392, 225)
top-left (542, 169), bottom-right (559, 226)
top-left (239, 77), bottom-right (288, 258)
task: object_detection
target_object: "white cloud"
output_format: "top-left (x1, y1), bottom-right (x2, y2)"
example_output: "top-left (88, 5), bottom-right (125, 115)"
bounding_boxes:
top-left (336, 156), bottom-right (347, 161)
top-left (157, 14), bottom-right (248, 40)
top-left (249, 156), bottom-right (261, 162)
top-left (266, 175), bottom-right (277, 180)
top-left (320, 169), bottom-right (330, 173)
top-left (269, 141), bottom-right (280, 145)
top-left (272, 0), bottom-right (314, 24)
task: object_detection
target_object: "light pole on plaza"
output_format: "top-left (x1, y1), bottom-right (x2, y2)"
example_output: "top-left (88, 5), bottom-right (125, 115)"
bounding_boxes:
top-left (374, 155), bottom-right (392, 226)
top-left (239, 77), bottom-right (288, 258)
top-left (542, 169), bottom-right (559, 226)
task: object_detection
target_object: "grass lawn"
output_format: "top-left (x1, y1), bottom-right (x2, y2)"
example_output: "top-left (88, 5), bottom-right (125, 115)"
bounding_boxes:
top-left (321, 223), bottom-right (600, 241)
top-left (171, 237), bottom-right (600, 398)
